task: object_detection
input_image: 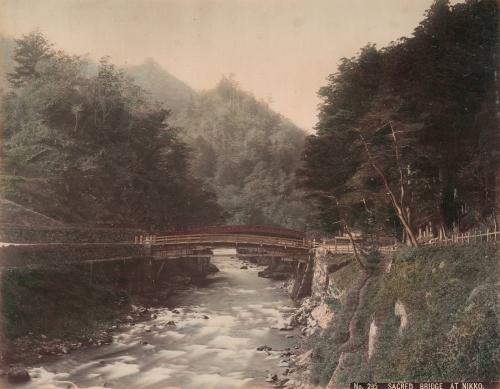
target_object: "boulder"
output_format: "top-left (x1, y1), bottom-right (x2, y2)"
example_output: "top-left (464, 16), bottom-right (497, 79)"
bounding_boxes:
top-left (207, 263), bottom-right (220, 273)
top-left (7, 367), bottom-right (30, 384)
top-left (265, 373), bottom-right (278, 382)
top-left (294, 349), bottom-right (312, 367)
top-left (310, 303), bottom-right (334, 329)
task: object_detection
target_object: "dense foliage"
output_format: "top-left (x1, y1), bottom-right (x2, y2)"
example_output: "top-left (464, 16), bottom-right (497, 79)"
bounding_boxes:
top-left (175, 77), bottom-right (310, 229)
top-left (1, 32), bottom-right (222, 229)
top-left (299, 0), bottom-right (498, 240)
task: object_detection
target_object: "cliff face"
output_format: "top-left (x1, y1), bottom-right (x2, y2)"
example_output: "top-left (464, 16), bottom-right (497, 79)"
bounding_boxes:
top-left (296, 244), bottom-right (500, 388)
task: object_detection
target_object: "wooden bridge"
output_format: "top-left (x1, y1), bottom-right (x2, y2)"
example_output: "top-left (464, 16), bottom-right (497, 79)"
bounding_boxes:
top-left (139, 225), bottom-right (312, 263)
top-left (0, 225), bottom-right (312, 269)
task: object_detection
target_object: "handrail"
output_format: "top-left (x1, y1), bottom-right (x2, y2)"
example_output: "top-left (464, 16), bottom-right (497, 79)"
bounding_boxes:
top-left (136, 233), bottom-right (311, 249)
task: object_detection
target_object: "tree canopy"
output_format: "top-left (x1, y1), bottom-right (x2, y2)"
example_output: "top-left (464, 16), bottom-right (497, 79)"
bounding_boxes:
top-left (1, 32), bottom-right (222, 229)
top-left (299, 0), bottom-right (498, 242)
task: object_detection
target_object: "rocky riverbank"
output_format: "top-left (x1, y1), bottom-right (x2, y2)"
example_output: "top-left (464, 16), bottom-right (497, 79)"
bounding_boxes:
top-left (283, 243), bottom-right (500, 388)
top-left (1, 260), bottom-right (221, 384)
top-left (1, 256), bottom-right (307, 388)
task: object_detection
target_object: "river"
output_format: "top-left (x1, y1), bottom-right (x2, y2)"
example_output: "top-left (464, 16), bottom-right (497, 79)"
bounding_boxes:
top-left (5, 253), bottom-right (299, 389)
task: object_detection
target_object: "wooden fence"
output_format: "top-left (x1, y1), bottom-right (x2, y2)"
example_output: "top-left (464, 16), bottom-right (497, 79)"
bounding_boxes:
top-left (422, 228), bottom-right (499, 246)
top-left (315, 228), bottom-right (500, 254)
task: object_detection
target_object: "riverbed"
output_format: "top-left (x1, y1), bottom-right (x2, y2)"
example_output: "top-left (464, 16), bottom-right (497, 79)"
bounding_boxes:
top-left (4, 255), bottom-right (299, 388)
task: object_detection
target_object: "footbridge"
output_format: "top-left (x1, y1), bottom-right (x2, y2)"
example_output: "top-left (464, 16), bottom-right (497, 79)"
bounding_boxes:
top-left (140, 225), bottom-right (312, 263)
top-left (0, 225), bottom-right (314, 300)
top-left (139, 225), bottom-right (314, 299)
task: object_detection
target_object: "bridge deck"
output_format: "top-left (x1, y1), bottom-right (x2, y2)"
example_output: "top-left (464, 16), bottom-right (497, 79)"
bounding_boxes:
top-left (146, 233), bottom-right (311, 250)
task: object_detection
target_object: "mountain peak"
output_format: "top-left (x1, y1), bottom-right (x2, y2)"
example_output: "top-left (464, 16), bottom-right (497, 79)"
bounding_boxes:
top-left (125, 59), bottom-right (196, 115)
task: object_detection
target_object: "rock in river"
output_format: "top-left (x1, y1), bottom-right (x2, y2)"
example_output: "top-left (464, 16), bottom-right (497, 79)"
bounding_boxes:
top-left (207, 263), bottom-right (220, 273)
top-left (7, 367), bottom-right (30, 384)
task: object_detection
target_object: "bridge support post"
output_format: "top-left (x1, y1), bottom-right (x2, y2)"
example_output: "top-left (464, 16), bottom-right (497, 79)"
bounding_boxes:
top-left (291, 254), bottom-right (314, 300)
top-left (89, 262), bottom-right (93, 286)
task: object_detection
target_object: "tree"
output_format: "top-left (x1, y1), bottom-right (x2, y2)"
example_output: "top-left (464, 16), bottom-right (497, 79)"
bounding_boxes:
top-left (7, 31), bottom-right (53, 87)
top-left (2, 32), bottom-right (223, 229)
top-left (299, 0), bottom-right (498, 242)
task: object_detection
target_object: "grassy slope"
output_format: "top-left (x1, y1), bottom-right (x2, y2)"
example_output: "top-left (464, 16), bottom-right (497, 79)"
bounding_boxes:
top-left (310, 244), bottom-right (499, 385)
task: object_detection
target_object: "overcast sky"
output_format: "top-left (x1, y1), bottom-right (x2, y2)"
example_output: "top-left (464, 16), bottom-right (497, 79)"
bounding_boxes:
top-left (0, 0), bottom-right (437, 130)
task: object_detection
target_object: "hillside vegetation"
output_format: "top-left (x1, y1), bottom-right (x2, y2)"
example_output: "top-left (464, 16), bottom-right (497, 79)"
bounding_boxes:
top-left (1, 33), bottom-right (221, 229)
top-left (1, 34), bottom-right (310, 230)
top-left (125, 59), bottom-right (196, 119)
top-left (299, 0), bottom-right (498, 241)
top-left (310, 244), bottom-right (499, 386)
top-left (175, 78), bottom-right (310, 229)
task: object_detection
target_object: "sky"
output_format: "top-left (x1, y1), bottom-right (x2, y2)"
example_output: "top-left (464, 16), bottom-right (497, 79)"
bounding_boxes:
top-left (0, 0), bottom-right (438, 130)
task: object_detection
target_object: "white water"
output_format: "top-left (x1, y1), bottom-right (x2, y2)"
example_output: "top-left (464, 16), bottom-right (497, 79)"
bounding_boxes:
top-left (5, 256), bottom-right (298, 389)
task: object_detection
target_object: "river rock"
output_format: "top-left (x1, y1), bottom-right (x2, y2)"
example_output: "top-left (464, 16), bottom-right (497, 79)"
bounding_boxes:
top-left (257, 345), bottom-right (272, 351)
top-left (275, 378), bottom-right (290, 387)
top-left (295, 349), bottom-right (313, 367)
top-left (7, 367), bottom-right (30, 383)
top-left (240, 265), bottom-right (248, 269)
top-left (265, 373), bottom-right (278, 382)
top-left (310, 303), bottom-right (334, 329)
top-left (207, 263), bottom-right (220, 273)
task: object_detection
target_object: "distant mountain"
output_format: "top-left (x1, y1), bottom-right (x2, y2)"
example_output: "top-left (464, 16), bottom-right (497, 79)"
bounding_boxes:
top-left (125, 59), bottom-right (196, 118)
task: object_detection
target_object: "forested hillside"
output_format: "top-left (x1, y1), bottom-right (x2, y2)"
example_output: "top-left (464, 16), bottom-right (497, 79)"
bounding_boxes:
top-left (299, 0), bottom-right (498, 241)
top-left (0, 32), bottom-right (310, 230)
top-left (175, 78), bottom-right (310, 229)
top-left (0, 32), bottom-right (221, 229)
top-left (126, 65), bottom-right (311, 229)
top-left (124, 59), bottom-right (196, 120)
